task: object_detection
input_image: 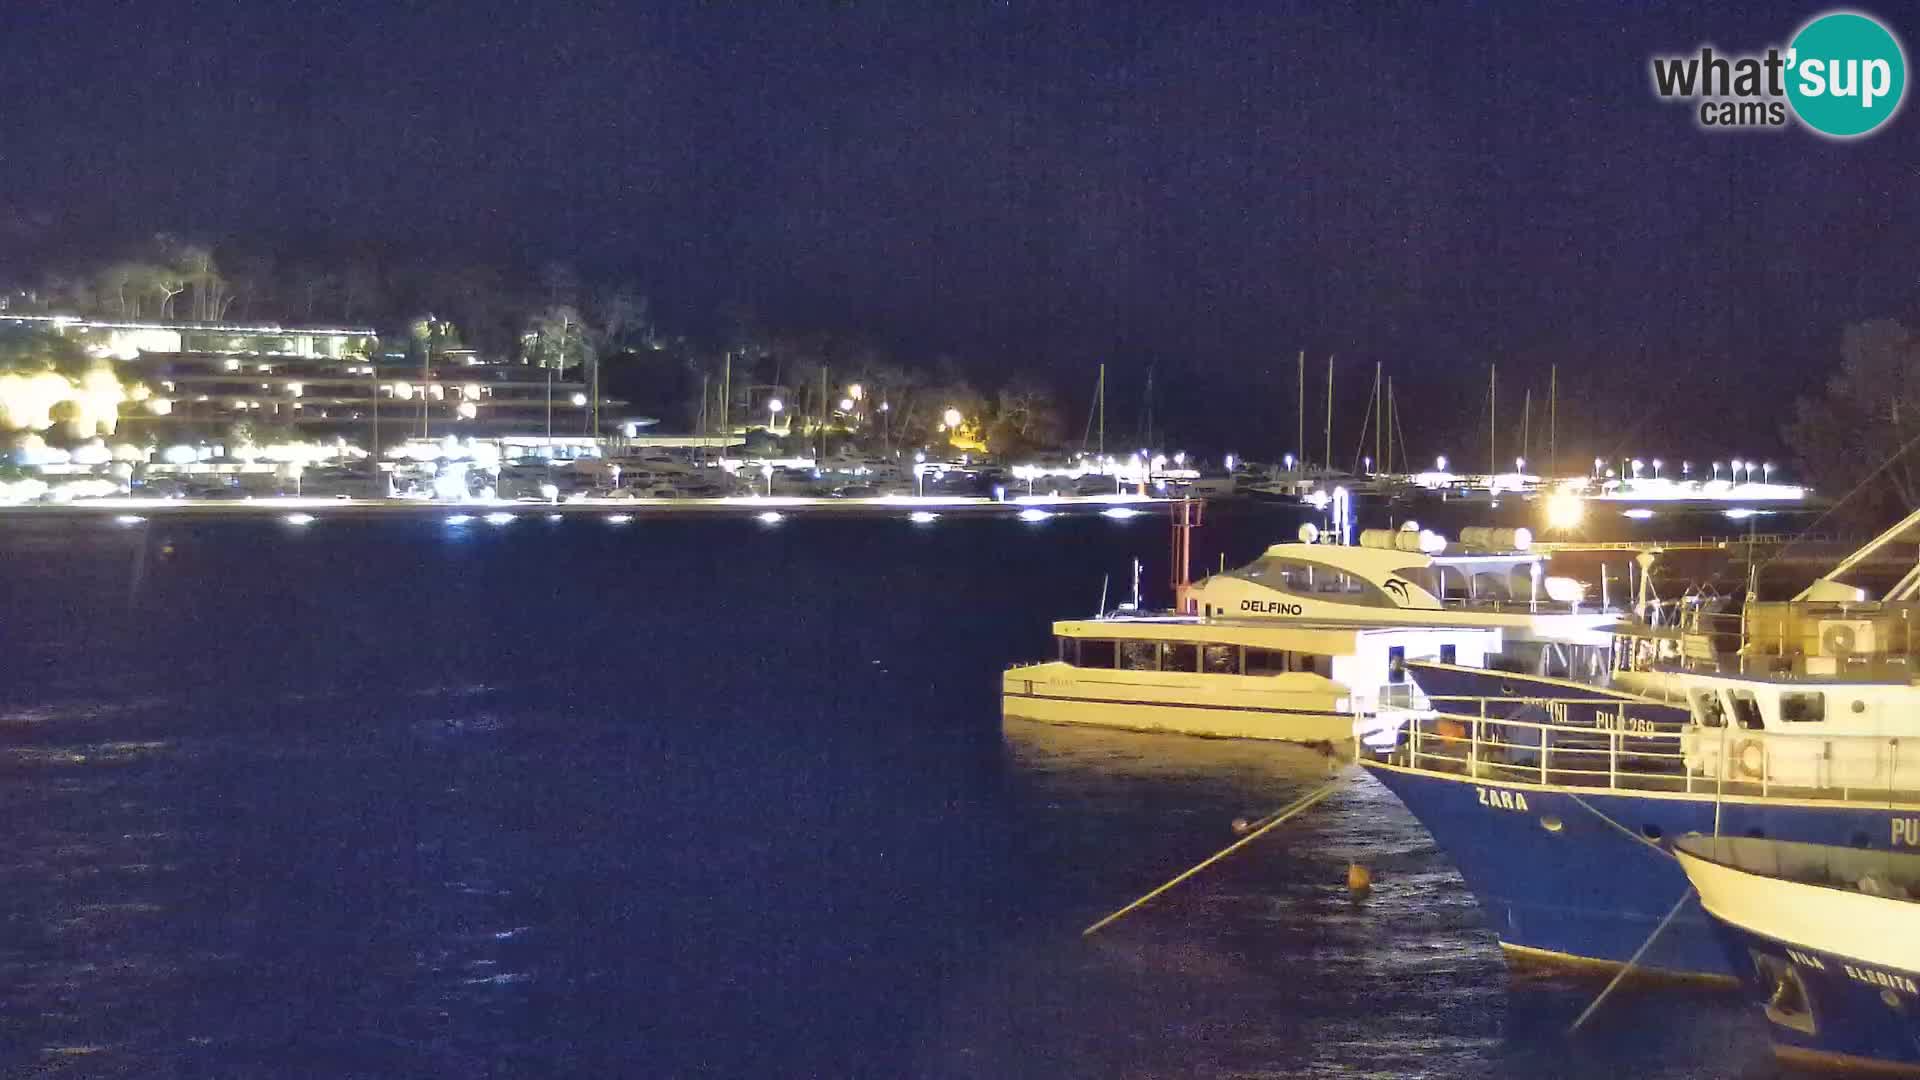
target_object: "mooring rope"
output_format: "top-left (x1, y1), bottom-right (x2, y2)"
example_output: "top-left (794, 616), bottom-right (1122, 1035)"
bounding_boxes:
top-left (1568, 885), bottom-right (1697, 1033)
top-left (1081, 778), bottom-right (1342, 938)
top-left (1564, 791), bottom-right (1677, 861)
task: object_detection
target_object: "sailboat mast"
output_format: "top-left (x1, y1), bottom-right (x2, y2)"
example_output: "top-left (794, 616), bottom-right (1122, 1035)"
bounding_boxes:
top-left (1488, 363), bottom-right (1497, 479)
top-left (1521, 388), bottom-right (1531, 469)
top-left (1098, 363), bottom-right (1106, 456)
top-left (1324, 355), bottom-right (1334, 472)
top-left (1385, 376), bottom-right (1394, 474)
top-left (1549, 364), bottom-right (1558, 477)
top-left (1373, 361), bottom-right (1382, 473)
top-left (1296, 350), bottom-right (1304, 470)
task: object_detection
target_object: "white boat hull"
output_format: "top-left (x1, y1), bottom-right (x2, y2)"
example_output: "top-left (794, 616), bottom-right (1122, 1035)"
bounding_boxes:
top-left (1001, 662), bottom-right (1354, 743)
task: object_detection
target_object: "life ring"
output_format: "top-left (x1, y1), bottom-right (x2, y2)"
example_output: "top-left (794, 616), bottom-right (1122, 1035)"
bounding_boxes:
top-left (1731, 738), bottom-right (1767, 781)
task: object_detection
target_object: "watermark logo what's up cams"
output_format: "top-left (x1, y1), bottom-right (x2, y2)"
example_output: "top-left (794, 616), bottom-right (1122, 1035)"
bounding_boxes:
top-left (1650, 10), bottom-right (1906, 137)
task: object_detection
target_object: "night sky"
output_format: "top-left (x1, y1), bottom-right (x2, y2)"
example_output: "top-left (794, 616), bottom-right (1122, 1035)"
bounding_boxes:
top-left (2, 1), bottom-right (1915, 462)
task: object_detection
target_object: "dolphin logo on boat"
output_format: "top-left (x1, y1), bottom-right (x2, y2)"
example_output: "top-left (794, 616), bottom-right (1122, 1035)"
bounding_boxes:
top-left (1383, 578), bottom-right (1411, 604)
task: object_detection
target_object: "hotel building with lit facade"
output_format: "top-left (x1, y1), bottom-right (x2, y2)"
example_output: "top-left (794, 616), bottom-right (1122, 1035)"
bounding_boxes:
top-left (3, 314), bottom-right (629, 450)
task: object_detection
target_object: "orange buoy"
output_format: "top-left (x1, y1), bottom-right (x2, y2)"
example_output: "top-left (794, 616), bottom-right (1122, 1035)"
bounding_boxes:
top-left (1347, 862), bottom-right (1373, 894)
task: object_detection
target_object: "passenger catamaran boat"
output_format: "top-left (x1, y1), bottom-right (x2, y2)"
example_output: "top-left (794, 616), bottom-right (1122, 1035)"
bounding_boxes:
top-left (1002, 516), bottom-right (1621, 744)
top-left (1363, 509), bottom-right (1920, 978)
top-left (1674, 836), bottom-right (1920, 1075)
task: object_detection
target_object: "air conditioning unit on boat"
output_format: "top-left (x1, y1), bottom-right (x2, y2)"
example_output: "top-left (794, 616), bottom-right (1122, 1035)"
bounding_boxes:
top-left (1818, 619), bottom-right (1877, 658)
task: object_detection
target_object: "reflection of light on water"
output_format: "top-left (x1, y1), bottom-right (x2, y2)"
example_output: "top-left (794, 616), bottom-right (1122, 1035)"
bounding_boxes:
top-left (909, 511), bottom-right (938, 524)
top-left (446, 514), bottom-right (474, 525)
top-left (1100, 507), bottom-right (1139, 520)
top-left (1018, 509), bottom-right (1053, 523)
top-left (10, 740), bottom-right (172, 766)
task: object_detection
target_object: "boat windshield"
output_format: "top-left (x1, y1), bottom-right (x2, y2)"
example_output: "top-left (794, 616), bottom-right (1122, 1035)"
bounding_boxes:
top-left (1235, 557), bottom-right (1392, 607)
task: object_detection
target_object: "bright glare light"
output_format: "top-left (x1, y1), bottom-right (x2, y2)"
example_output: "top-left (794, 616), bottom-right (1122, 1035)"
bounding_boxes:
top-left (283, 513), bottom-right (315, 526)
top-left (457, 402), bottom-right (478, 419)
top-left (1101, 507), bottom-right (1140, 520)
top-left (1436, 456), bottom-right (1448, 471)
top-left (1725, 508), bottom-right (1758, 521)
top-left (943, 407), bottom-right (963, 429)
top-left (909, 511), bottom-right (937, 524)
top-left (767, 398), bottom-right (784, 413)
top-left (539, 483), bottom-right (559, 501)
top-left (849, 383), bottom-right (864, 401)
top-left (1621, 508), bottom-right (1655, 520)
top-left (571, 392), bottom-right (588, 407)
top-left (757, 511), bottom-right (784, 525)
top-left (445, 514), bottom-right (473, 525)
top-left (485, 512), bottom-right (515, 526)
top-left (546, 513), bottom-right (563, 522)
top-left (606, 514), bottom-right (633, 525)
top-left (838, 397), bottom-right (855, 412)
top-left (1545, 492), bottom-right (1584, 530)
top-left (1018, 508), bottom-right (1053, 523)
top-left (113, 514), bottom-right (145, 526)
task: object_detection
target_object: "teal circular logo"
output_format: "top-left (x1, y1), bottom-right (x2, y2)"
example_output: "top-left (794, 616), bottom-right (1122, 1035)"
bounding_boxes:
top-left (1786, 11), bottom-right (1907, 137)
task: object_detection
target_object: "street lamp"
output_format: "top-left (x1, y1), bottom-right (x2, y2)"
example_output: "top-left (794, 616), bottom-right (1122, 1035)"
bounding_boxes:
top-left (1630, 458), bottom-right (1643, 478)
top-left (768, 397), bottom-right (785, 431)
top-left (1651, 458), bottom-right (1662, 479)
top-left (1763, 461), bottom-right (1774, 484)
top-left (1594, 456), bottom-right (1605, 477)
top-left (1436, 455), bottom-right (1448, 472)
top-left (1731, 458), bottom-right (1744, 484)
top-left (570, 392), bottom-right (588, 407)
top-left (1711, 461), bottom-right (1723, 481)
top-left (943, 407), bottom-right (963, 430)
top-left (1283, 453), bottom-right (1295, 471)
top-left (1515, 457), bottom-right (1525, 473)
top-left (838, 397), bottom-right (854, 413)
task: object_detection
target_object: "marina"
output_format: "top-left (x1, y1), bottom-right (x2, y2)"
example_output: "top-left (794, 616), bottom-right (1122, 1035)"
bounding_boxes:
top-left (6, 1), bottom-right (1916, 1074)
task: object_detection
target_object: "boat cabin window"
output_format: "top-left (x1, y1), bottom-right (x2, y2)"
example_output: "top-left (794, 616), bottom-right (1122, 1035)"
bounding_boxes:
top-left (1245, 648), bottom-right (1290, 675)
top-left (1202, 645), bottom-right (1238, 674)
top-left (1162, 642), bottom-right (1199, 673)
top-left (1780, 692), bottom-right (1825, 723)
top-left (1728, 690), bottom-right (1764, 731)
top-left (1057, 636), bottom-right (1073, 662)
top-left (1389, 566), bottom-right (1439, 600)
top-left (1439, 643), bottom-right (1457, 665)
top-left (1120, 641), bottom-right (1158, 671)
top-left (1077, 640), bottom-right (1117, 669)
top-left (1693, 690), bottom-right (1726, 728)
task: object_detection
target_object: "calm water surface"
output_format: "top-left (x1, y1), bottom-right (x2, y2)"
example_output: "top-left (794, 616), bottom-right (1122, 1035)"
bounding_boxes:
top-left (0, 507), bottom-right (1801, 1076)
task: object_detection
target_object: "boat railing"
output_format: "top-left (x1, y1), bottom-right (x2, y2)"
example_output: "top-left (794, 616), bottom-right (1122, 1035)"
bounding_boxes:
top-left (1374, 699), bottom-right (1920, 805)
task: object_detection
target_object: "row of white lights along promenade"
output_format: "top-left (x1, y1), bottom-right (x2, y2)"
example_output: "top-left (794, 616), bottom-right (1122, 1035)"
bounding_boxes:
top-left (82, 493), bottom-right (1162, 527)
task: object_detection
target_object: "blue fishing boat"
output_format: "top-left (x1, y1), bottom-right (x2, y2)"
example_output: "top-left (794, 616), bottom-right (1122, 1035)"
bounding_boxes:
top-left (1674, 836), bottom-right (1920, 1073)
top-left (1362, 678), bottom-right (1920, 978)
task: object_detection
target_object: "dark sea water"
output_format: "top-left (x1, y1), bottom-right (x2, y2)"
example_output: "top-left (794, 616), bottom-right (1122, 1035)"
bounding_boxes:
top-left (0, 504), bottom-right (1806, 1077)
